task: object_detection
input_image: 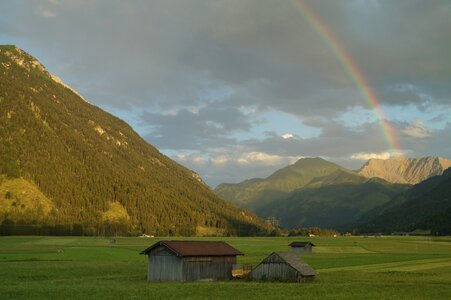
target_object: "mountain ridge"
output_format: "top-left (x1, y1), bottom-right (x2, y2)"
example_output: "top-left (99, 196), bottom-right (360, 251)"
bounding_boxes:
top-left (358, 156), bottom-right (451, 184)
top-left (355, 167), bottom-right (451, 234)
top-left (215, 157), bottom-right (409, 229)
top-left (0, 45), bottom-right (270, 236)
top-left (214, 157), bottom-right (345, 210)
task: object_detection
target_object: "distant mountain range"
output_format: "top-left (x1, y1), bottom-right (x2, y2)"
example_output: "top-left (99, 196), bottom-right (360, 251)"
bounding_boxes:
top-left (355, 168), bottom-right (451, 235)
top-left (0, 45), bottom-right (271, 236)
top-left (358, 157), bottom-right (451, 184)
top-left (215, 157), bottom-right (345, 211)
top-left (215, 156), bottom-right (451, 232)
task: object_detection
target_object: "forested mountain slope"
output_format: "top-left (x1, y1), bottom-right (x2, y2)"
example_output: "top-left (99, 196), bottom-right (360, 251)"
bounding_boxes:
top-left (215, 157), bottom-right (345, 210)
top-left (0, 45), bottom-right (270, 236)
top-left (256, 170), bottom-right (409, 229)
top-left (357, 168), bottom-right (451, 235)
top-left (216, 158), bottom-right (412, 229)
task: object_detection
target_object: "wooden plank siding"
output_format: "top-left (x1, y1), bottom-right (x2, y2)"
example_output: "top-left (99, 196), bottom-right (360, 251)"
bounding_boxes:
top-left (146, 246), bottom-right (237, 281)
top-left (291, 245), bottom-right (312, 254)
top-left (182, 256), bottom-right (236, 281)
top-left (250, 252), bottom-right (316, 282)
top-left (148, 247), bottom-right (183, 281)
top-left (251, 253), bottom-right (299, 282)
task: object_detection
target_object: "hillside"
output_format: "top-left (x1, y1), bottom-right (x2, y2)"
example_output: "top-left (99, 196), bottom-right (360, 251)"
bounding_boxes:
top-left (358, 156), bottom-right (451, 184)
top-left (357, 167), bottom-right (451, 235)
top-left (0, 45), bottom-right (271, 236)
top-left (256, 170), bottom-right (409, 228)
top-left (215, 157), bottom-right (345, 210)
top-left (215, 158), bottom-right (409, 229)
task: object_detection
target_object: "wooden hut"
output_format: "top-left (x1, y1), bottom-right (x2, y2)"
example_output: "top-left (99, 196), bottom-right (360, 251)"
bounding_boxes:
top-left (140, 240), bottom-right (243, 282)
top-left (251, 252), bottom-right (316, 282)
top-left (289, 241), bottom-right (315, 254)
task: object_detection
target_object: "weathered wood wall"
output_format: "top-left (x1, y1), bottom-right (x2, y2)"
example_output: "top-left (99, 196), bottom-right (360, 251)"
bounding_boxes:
top-left (291, 245), bottom-right (312, 254)
top-left (251, 253), bottom-right (299, 281)
top-left (147, 246), bottom-right (183, 281)
top-left (146, 246), bottom-right (237, 281)
top-left (182, 256), bottom-right (236, 281)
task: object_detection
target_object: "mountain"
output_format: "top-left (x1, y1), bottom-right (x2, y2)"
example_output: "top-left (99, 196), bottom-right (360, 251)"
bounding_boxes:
top-left (0, 45), bottom-right (271, 236)
top-left (215, 157), bottom-right (345, 210)
top-left (256, 170), bottom-right (409, 228)
top-left (358, 156), bottom-right (451, 184)
top-left (215, 158), bottom-right (410, 229)
top-left (356, 167), bottom-right (451, 235)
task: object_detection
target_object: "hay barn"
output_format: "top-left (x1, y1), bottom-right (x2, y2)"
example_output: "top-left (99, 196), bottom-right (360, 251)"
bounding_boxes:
top-left (289, 241), bottom-right (315, 254)
top-left (140, 240), bottom-right (243, 282)
top-left (251, 252), bottom-right (317, 282)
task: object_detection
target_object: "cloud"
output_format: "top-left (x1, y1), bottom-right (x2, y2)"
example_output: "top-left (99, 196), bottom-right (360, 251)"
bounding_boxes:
top-left (35, 0), bottom-right (61, 18)
top-left (142, 103), bottom-right (252, 150)
top-left (2, 0), bottom-right (451, 186)
top-left (236, 152), bottom-right (302, 166)
top-left (4, 0), bottom-right (450, 111)
top-left (170, 151), bottom-right (303, 186)
top-left (177, 151), bottom-right (302, 169)
top-left (36, 8), bottom-right (56, 18)
top-left (402, 119), bottom-right (431, 138)
top-left (239, 120), bottom-right (398, 158)
top-left (350, 151), bottom-right (404, 161)
top-left (281, 133), bottom-right (294, 139)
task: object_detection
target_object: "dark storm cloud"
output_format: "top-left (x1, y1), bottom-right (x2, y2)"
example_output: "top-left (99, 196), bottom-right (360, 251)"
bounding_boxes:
top-left (3, 2), bottom-right (449, 103)
top-left (6, 0), bottom-right (450, 111)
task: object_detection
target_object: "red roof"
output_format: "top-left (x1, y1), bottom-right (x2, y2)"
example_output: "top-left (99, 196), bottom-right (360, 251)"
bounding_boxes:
top-left (140, 240), bottom-right (244, 257)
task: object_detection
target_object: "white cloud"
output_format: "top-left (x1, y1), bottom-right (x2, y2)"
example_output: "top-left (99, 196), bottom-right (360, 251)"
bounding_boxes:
top-left (350, 151), bottom-right (404, 161)
top-left (207, 152), bottom-right (302, 166)
top-left (187, 106), bottom-right (200, 114)
top-left (235, 152), bottom-right (302, 166)
top-left (169, 150), bottom-right (305, 186)
top-left (281, 133), bottom-right (294, 139)
top-left (176, 154), bottom-right (205, 165)
top-left (36, 8), bottom-right (56, 18)
top-left (210, 155), bottom-right (230, 165)
top-left (403, 119), bottom-right (431, 138)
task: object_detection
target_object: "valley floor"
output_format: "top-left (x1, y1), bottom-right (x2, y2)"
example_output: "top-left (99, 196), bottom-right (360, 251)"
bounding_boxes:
top-left (1, 236), bottom-right (451, 299)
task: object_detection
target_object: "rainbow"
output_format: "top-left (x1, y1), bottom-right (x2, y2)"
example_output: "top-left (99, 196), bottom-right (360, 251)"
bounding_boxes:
top-left (292, 0), bottom-right (401, 153)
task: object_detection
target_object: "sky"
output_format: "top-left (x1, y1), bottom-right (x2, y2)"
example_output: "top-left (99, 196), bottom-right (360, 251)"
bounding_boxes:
top-left (1, 0), bottom-right (451, 187)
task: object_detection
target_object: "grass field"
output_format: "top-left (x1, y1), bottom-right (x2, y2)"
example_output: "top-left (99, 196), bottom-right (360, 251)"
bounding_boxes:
top-left (1, 236), bottom-right (451, 299)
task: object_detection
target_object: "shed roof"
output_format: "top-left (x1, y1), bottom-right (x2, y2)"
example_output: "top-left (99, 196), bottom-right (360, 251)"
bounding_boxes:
top-left (140, 240), bottom-right (244, 257)
top-left (288, 241), bottom-right (315, 247)
top-left (263, 252), bottom-right (317, 276)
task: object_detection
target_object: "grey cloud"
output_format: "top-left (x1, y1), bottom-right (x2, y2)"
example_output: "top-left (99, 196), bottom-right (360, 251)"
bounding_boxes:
top-left (239, 121), bottom-right (391, 158)
top-left (142, 103), bottom-right (250, 150)
top-left (2, 0), bottom-right (451, 186)
top-left (3, 0), bottom-right (450, 112)
top-left (402, 119), bottom-right (432, 139)
top-left (176, 120), bottom-right (451, 186)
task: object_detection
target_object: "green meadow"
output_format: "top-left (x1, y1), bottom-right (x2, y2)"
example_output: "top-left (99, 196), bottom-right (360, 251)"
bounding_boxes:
top-left (1, 236), bottom-right (451, 299)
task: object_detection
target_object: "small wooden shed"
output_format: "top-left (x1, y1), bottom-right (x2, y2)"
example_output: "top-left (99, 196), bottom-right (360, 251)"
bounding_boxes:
top-left (251, 252), bottom-right (317, 282)
top-left (140, 240), bottom-right (243, 282)
top-left (289, 241), bottom-right (315, 254)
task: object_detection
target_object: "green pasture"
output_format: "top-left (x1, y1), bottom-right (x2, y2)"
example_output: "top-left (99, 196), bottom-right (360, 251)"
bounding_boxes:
top-left (1, 236), bottom-right (451, 299)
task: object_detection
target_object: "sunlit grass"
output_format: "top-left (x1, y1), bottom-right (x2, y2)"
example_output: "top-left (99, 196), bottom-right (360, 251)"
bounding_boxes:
top-left (1, 236), bottom-right (451, 299)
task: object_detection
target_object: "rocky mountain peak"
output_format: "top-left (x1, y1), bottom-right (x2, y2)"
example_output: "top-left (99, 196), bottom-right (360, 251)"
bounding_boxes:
top-left (358, 156), bottom-right (451, 184)
top-left (0, 45), bottom-right (46, 72)
top-left (1, 45), bottom-right (88, 102)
